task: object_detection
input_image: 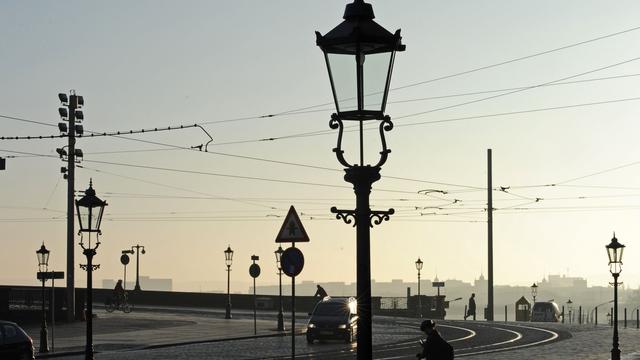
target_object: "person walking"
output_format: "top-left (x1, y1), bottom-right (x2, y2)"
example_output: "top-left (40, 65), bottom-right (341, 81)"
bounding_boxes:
top-left (416, 320), bottom-right (454, 360)
top-left (464, 293), bottom-right (476, 320)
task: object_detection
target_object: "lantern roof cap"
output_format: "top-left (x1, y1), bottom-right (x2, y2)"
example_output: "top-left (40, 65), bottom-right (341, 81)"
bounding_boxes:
top-left (316, 0), bottom-right (405, 55)
top-left (607, 232), bottom-right (625, 249)
top-left (37, 242), bottom-right (49, 255)
top-left (76, 179), bottom-right (107, 208)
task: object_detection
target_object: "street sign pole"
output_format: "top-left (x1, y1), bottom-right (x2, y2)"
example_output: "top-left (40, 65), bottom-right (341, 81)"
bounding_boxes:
top-left (291, 243), bottom-right (295, 360)
top-left (249, 256), bottom-right (261, 336)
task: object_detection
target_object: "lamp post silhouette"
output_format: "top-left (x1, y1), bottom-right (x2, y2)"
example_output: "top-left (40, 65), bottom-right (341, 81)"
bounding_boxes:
top-left (606, 233), bottom-right (625, 360)
top-left (76, 180), bottom-right (107, 360)
top-left (567, 299), bottom-right (573, 324)
top-left (36, 243), bottom-right (50, 353)
top-left (415, 258), bottom-right (423, 318)
top-left (275, 246), bottom-right (285, 331)
top-left (530, 282), bottom-right (538, 303)
top-left (131, 244), bottom-right (146, 291)
top-left (316, 1), bottom-right (405, 358)
top-left (224, 246), bottom-right (234, 319)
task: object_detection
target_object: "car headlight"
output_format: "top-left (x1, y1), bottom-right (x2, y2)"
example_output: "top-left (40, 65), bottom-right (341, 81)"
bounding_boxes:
top-left (338, 324), bottom-right (348, 329)
top-left (308, 323), bottom-right (316, 329)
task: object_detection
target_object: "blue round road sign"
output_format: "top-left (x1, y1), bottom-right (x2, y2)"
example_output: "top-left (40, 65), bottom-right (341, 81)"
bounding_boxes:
top-left (249, 263), bottom-right (261, 278)
top-left (281, 247), bottom-right (304, 277)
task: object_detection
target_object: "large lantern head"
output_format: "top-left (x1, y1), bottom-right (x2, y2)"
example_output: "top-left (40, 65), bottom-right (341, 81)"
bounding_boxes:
top-left (224, 245), bottom-right (234, 267)
top-left (530, 283), bottom-right (538, 297)
top-left (415, 258), bottom-right (423, 272)
top-left (316, 0), bottom-right (405, 121)
top-left (606, 233), bottom-right (625, 275)
top-left (36, 243), bottom-right (50, 270)
top-left (275, 246), bottom-right (284, 271)
top-left (75, 179), bottom-right (107, 234)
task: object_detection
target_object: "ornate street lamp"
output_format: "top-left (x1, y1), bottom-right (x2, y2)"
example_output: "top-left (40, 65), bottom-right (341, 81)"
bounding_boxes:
top-left (275, 246), bottom-right (285, 331)
top-left (566, 298), bottom-right (573, 324)
top-left (36, 243), bottom-right (50, 353)
top-left (530, 282), bottom-right (538, 303)
top-left (316, 1), bottom-right (405, 358)
top-left (131, 244), bottom-right (146, 291)
top-left (415, 258), bottom-right (423, 318)
top-left (606, 233), bottom-right (625, 360)
top-left (75, 180), bottom-right (107, 360)
top-left (224, 245), bottom-right (234, 319)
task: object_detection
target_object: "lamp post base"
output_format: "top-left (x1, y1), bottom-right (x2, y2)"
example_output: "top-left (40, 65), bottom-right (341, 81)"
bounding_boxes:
top-left (225, 303), bottom-right (232, 319)
top-left (612, 348), bottom-right (620, 360)
top-left (39, 325), bottom-right (49, 353)
top-left (277, 311), bottom-right (285, 331)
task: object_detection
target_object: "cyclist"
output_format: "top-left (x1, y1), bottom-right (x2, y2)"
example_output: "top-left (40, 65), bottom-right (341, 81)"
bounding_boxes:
top-left (113, 280), bottom-right (125, 307)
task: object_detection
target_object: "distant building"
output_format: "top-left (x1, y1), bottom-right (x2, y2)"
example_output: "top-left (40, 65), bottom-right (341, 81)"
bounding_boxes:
top-left (102, 276), bottom-right (172, 292)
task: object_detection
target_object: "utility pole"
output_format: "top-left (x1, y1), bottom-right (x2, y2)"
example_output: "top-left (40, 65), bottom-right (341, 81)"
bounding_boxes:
top-left (487, 149), bottom-right (494, 321)
top-left (57, 91), bottom-right (84, 322)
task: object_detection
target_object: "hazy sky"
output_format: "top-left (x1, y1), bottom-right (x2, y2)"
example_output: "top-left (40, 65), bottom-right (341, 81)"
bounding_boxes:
top-left (1, 1), bottom-right (640, 293)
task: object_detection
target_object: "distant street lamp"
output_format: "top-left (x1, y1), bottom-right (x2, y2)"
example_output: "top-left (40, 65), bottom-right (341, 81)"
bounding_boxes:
top-left (275, 246), bottom-right (285, 331)
top-left (36, 243), bottom-right (50, 353)
top-left (316, 1), bottom-right (405, 358)
top-left (131, 244), bottom-right (146, 291)
top-left (567, 299), bottom-right (573, 324)
top-left (415, 258), bottom-right (423, 318)
top-left (530, 283), bottom-right (538, 303)
top-left (224, 246), bottom-right (234, 319)
top-left (76, 180), bottom-right (107, 360)
top-left (606, 233), bottom-right (625, 360)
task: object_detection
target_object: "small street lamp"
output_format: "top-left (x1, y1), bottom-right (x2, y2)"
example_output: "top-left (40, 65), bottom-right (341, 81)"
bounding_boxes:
top-left (224, 245), bottom-right (234, 319)
top-left (131, 244), bottom-right (146, 291)
top-left (36, 243), bottom-right (50, 353)
top-left (76, 180), bottom-right (107, 360)
top-left (567, 299), bottom-right (573, 324)
top-left (530, 283), bottom-right (538, 303)
top-left (275, 246), bottom-right (285, 331)
top-left (316, 1), bottom-right (405, 358)
top-left (606, 233), bottom-right (625, 360)
top-left (415, 258), bottom-right (423, 318)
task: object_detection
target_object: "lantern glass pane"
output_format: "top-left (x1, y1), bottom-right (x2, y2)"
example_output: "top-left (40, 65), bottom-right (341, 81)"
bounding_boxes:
top-left (610, 262), bottom-right (622, 274)
top-left (327, 53), bottom-right (357, 113)
top-left (607, 246), bottom-right (616, 264)
top-left (618, 246), bottom-right (624, 263)
top-left (363, 52), bottom-right (393, 112)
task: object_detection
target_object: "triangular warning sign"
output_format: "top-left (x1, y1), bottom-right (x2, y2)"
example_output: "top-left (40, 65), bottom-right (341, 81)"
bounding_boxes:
top-left (275, 206), bottom-right (310, 243)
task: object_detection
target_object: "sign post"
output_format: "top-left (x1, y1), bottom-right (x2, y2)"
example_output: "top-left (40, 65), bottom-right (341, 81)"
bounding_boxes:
top-left (249, 255), bottom-right (261, 335)
top-left (275, 206), bottom-right (309, 360)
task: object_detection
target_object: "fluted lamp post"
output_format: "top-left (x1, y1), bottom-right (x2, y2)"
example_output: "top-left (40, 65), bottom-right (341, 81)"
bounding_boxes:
top-left (275, 246), bottom-right (285, 331)
top-left (75, 180), bottom-right (107, 360)
top-left (415, 258), bottom-right (423, 318)
top-left (316, 1), bottom-right (405, 358)
top-left (606, 233), bottom-right (625, 360)
top-left (131, 244), bottom-right (146, 291)
top-left (224, 245), bottom-right (233, 319)
top-left (530, 282), bottom-right (538, 303)
top-left (36, 243), bottom-right (50, 353)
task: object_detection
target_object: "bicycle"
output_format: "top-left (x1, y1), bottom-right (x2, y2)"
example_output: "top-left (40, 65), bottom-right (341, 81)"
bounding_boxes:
top-left (105, 292), bottom-right (133, 313)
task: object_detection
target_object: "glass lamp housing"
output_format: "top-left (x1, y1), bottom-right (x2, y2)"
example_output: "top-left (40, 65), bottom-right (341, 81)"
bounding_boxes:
top-left (224, 246), bottom-right (234, 267)
top-left (316, 0), bottom-right (405, 121)
top-left (75, 181), bottom-right (107, 233)
top-left (606, 234), bottom-right (625, 275)
top-left (415, 258), bottom-right (423, 271)
top-left (36, 243), bottom-right (50, 268)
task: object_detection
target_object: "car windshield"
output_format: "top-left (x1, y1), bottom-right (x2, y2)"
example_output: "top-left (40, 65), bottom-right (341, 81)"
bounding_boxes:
top-left (314, 302), bottom-right (349, 317)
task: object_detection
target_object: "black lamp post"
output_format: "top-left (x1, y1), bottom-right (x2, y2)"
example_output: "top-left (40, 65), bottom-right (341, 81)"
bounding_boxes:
top-left (606, 233), bottom-right (625, 360)
top-left (275, 246), bottom-right (285, 331)
top-left (224, 245), bottom-right (233, 319)
top-left (415, 258), bottom-right (423, 318)
top-left (131, 244), bottom-right (146, 291)
top-left (75, 180), bottom-right (107, 360)
top-left (567, 299), bottom-right (573, 324)
top-left (36, 243), bottom-right (50, 354)
top-left (530, 282), bottom-right (538, 303)
top-left (316, 1), bottom-right (405, 358)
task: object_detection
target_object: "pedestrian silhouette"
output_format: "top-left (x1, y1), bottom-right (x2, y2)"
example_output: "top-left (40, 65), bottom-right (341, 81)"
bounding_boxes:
top-left (416, 319), bottom-right (454, 359)
top-left (464, 293), bottom-right (476, 320)
top-left (314, 284), bottom-right (328, 298)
